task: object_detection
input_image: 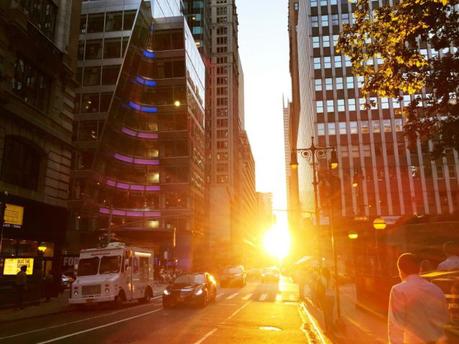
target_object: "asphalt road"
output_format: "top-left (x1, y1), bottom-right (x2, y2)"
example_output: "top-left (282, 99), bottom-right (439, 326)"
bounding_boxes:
top-left (0, 277), bottom-right (310, 344)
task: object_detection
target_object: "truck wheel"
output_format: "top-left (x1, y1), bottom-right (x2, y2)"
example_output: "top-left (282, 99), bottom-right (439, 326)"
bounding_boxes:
top-left (140, 287), bottom-right (152, 303)
top-left (113, 291), bottom-right (125, 308)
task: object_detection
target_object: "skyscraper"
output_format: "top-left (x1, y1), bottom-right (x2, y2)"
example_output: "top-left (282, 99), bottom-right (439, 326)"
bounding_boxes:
top-left (294, 0), bottom-right (459, 224)
top-left (70, 0), bottom-right (206, 271)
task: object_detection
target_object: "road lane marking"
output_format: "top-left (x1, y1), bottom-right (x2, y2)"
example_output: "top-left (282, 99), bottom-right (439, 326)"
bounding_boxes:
top-left (192, 328), bottom-right (218, 344)
top-left (226, 300), bottom-right (251, 321)
top-left (226, 292), bottom-right (239, 300)
top-left (216, 293), bottom-right (224, 298)
top-left (242, 293), bottom-right (252, 300)
top-left (36, 308), bottom-right (162, 343)
top-left (298, 303), bottom-right (328, 344)
top-left (0, 304), bottom-right (161, 341)
top-left (259, 293), bottom-right (268, 301)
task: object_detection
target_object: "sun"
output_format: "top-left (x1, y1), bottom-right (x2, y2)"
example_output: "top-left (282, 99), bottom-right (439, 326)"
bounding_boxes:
top-left (263, 224), bottom-right (291, 260)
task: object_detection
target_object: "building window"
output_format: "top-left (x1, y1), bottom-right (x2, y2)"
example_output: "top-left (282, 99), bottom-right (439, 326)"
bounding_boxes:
top-left (317, 123), bottom-right (325, 135)
top-left (332, 35), bottom-right (339, 46)
top-left (381, 98), bottom-right (390, 109)
top-left (217, 175), bottom-right (228, 183)
top-left (85, 39), bottom-right (103, 59)
top-left (217, 163), bottom-right (228, 172)
top-left (336, 77), bottom-right (343, 89)
top-left (337, 99), bottom-right (345, 112)
top-left (350, 122), bottom-right (358, 134)
top-left (217, 141), bottom-right (228, 149)
top-left (105, 12), bottom-right (123, 32)
top-left (316, 100), bottom-right (324, 113)
top-left (217, 108), bottom-right (228, 117)
top-left (332, 14), bottom-right (339, 25)
top-left (325, 78), bottom-right (333, 90)
top-left (341, 13), bottom-right (350, 24)
top-left (346, 76), bottom-right (354, 89)
top-left (394, 118), bottom-right (403, 131)
top-left (315, 79), bottom-right (322, 91)
top-left (19, 0), bottom-right (57, 39)
top-left (216, 152), bottom-right (228, 161)
top-left (12, 57), bottom-right (50, 111)
top-left (103, 38), bottom-right (122, 59)
top-left (1, 136), bottom-right (43, 191)
top-left (345, 56), bottom-right (352, 67)
top-left (383, 119), bottom-right (392, 132)
top-left (217, 119), bottom-right (228, 127)
top-left (326, 99), bottom-right (334, 112)
top-left (372, 121), bottom-right (381, 133)
top-left (83, 66), bottom-right (101, 86)
top-left (313, 37), bottom-right (320, 48)
top-left (321, 15), bottom-right (329, 27)
top-left (328, 123), bottom-right (336, 135)
top-left (361, 121), bottom-right (369, 134)
top-left (102, 65), bottom-right (120, 85)
top-left (124, 10), bottom-right (136, 30)
top-left (311, 16), bottom-right (319, 27)
top-left (217, 130), bottom-right (228, 138)
top-left (348, 98), bottom-right (356, 111)
top-left (217, 97), bottom-right (228, 106)
top-left (81, 93), bottom-right (100, 113)
top-left (334, 56), bottom-right (342, 68)
top-left (314, 57), bottom-right (321, 69)
top-left (311, 0), bottom-right (318, 6)
top-left (339, 122), bottom-right (347, 134)
top-left (323, 35), bottom-right (330, 47)
top-left (87, 13), bottom-right (104, 33)
top-left (324, 56), bottom-right (331, 68)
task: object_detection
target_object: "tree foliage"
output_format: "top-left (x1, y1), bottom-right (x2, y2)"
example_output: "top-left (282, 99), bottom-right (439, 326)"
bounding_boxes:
top-left (337, 0), bottom-right (459, 157)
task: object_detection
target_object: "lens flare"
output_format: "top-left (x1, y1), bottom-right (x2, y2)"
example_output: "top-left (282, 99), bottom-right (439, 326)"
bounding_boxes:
top-left (263, 224), bottom-right (291, 260)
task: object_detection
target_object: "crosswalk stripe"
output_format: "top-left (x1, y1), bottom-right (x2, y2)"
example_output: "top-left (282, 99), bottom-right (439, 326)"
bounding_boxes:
top-left (242, 293), bottom-right (252, 300)
top-left (226, 292), bottom-right (239, 300)
top-left (259, 293), bottom-right (268, 301)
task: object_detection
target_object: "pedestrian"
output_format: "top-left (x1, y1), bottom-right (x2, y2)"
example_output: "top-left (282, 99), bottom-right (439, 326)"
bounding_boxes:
top-left (437, 241), bottom-right (459, 271)
top-left (15, 265), bottom-right (28, 310)
top-left (388, 253), bottom-right (449, 344)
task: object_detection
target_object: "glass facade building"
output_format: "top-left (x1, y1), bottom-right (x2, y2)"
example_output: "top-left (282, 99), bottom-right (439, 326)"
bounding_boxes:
top-left (71, 0), bottom-right (205, 271)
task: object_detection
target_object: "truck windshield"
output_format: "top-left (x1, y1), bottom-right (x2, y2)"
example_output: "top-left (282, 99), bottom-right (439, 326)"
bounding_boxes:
top-left (78, 257), bottom-right (99, 276)
top-left (100, 256), bottom-right (121, 274)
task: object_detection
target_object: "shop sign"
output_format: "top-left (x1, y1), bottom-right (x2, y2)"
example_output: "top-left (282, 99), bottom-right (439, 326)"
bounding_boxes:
top-left (3, 204), bottom-right (24, 228)
top-left (3, 258), bottom-right (34, 275)
top-left (62, 256), bottom-right (79, 269)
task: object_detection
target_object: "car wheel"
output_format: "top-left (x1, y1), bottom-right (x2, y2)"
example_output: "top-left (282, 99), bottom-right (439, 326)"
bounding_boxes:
top-left (199, 291), bottom-right (208, 308)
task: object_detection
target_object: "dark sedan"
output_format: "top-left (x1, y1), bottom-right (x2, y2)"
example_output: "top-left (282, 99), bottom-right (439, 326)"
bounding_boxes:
top-left (162, 272), bottom-right (217, 308)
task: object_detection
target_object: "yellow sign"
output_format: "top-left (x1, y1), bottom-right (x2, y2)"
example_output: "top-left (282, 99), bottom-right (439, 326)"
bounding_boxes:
top-left (3, 258), bottom-right (34, 275)
top-left (4, 203), bottom-right (24, 228)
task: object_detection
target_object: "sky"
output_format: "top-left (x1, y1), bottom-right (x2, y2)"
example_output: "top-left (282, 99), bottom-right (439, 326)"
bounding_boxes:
top-left (237, 0), bottom-right (291, 211)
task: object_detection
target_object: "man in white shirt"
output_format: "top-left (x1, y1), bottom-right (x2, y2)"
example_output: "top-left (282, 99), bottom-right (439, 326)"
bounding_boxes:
top-left (437, 241), bottom-right (459, 271)
top-left (388, 253), bottom-right (449, 344)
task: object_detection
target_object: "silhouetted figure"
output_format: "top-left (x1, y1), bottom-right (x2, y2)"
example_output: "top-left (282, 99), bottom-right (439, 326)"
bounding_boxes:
top-left (419, 259), bottom-right (434, 274)
top-left (15, 265), bottom-right (28, 310)
top-left (438, 241), bottom-right (459, 271)
top-left (388, 253), bottom-right (449, 344)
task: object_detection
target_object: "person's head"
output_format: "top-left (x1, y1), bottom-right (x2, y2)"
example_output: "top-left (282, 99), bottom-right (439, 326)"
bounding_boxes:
top-left (419, 259), bottom-right (434, 274)
top-left (443, 241), bottom-right (458, 257)
top-left (20, 265), bottom-right (27, 272)
top-left (397, 253), bottom-right (420, 280)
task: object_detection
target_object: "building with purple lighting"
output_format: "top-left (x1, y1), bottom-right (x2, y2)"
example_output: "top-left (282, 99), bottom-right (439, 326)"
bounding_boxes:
top-left (69, 0), bottom-right (205, 271)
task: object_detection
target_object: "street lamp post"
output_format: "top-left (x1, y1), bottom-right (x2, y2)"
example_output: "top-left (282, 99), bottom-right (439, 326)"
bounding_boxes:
top-left (292, 136), bottom-right (340, 318)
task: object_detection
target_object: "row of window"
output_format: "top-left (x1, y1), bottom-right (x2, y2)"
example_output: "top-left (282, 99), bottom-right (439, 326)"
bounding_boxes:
top-left (311, 13), bottom-right (354, 27)
top-left (317, 118), bottom-right (404, 135)
top-left (313, 55), bottom-right (353, 69)
top-left (80, 11), bottom-right (136, 34)
top-left (316, 96), bottom-right (422, 113)
top-left (19, 0), bottom-right (57, 39)
top-left (315, 76), bottom-right (358, 90)
top-left (312, 35), bottom-right (339, 48)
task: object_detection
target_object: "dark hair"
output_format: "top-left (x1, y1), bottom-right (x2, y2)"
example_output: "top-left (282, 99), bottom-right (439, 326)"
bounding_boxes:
top-left (20, 265), bottom-right (27, 272)
top-left (397, 253), bottom-right (420, 275)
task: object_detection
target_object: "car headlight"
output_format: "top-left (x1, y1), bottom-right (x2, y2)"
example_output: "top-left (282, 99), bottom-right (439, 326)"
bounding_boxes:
top-left (195, 288), bottom-right (203, 296)
top-left (163, 289), bottom-right (170, 295)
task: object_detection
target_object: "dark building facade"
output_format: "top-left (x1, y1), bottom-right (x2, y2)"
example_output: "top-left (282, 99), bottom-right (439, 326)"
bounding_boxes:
top-left (0, 0), bottom-right (81, 303)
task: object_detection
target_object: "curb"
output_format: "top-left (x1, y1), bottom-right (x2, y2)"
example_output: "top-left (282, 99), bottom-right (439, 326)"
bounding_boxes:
top-left (298, 301), bottom-right (333, 344)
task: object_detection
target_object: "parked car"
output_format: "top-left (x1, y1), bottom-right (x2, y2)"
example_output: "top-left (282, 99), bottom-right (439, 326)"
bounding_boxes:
top-left (261, 266), bottom-right (280, 283)
top-left (220, 265), bottom-right (247, 288)
top-left (163, 272), bottom-right (217, 308)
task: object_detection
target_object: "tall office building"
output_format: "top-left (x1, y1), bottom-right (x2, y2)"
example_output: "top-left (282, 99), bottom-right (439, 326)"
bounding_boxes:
top-left (206, 0), bottom-right (245, 260)
top-left (70, 0), bottom-right (206, 271)
top-left (294, 0), bottom-right (459, 223)
top-left (0, 0), bottom-right (80, 296)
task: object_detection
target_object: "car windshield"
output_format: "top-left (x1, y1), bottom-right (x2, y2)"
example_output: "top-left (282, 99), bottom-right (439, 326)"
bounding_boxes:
top-left (99, 256), bottom-right (121, 274)
top-left (226, 267), bottom-right (242, 274)
top-left (174, 274), bottom-right (205, 284)
top-left (77, 258), bottom-right (99, 276)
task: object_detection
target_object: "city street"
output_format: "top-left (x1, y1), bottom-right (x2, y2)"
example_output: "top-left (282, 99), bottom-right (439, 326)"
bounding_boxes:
top-left (0, 277), bottom-right (315, 344)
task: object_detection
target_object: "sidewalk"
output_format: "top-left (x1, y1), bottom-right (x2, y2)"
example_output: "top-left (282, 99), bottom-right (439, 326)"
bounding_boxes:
top-left (0, 283), bottom-right (167, 324)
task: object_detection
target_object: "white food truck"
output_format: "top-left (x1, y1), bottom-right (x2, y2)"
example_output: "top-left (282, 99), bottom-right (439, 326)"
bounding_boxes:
top-left (69, 242), bottom-right (154, 306)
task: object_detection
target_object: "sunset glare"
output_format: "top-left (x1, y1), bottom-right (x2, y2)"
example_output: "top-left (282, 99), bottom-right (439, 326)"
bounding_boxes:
top-left (263, 224), bottom-right (291, 260)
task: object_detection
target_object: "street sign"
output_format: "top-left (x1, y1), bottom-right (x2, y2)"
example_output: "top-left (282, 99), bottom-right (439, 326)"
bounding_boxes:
top-left (3, 203), bottom-right (24, 228)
